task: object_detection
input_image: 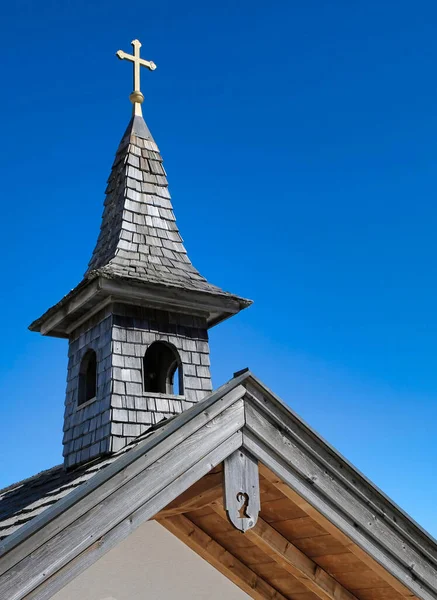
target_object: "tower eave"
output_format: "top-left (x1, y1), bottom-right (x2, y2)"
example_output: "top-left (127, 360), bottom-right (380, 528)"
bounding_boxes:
top-left (28, 273), bottom-right (252, 338)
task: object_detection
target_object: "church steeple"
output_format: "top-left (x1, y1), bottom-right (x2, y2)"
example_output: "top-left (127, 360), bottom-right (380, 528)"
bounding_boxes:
top-left (29, 40), bottom-right (251, 469)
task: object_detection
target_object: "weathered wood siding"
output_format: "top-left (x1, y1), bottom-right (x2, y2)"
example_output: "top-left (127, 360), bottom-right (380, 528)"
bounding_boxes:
top-left (63, 302), bottom-right (213, 468)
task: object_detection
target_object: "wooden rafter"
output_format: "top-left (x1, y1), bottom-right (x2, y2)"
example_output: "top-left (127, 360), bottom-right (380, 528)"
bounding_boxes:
top-left (259, 466), bottom-right (415, 599)
top-left (154, 472), bottom-right (223, 518)
top-left (211, 503), bottom-right (359, 600)
top-left (158, 514), bottom-right (287, 600)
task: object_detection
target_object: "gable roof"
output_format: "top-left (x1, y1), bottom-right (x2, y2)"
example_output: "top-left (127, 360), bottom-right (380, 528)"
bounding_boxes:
top-left (1, 372), bottom-right (436, 600)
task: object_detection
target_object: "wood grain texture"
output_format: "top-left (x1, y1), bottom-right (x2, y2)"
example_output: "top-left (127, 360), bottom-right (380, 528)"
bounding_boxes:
top-left (258, 465), bottom-right (415, 599)
top-left (211, 503), bottom-right (360, 600)
top-left (159, 514), bottom-right (287, 600)
top-left (243, 408), bottom-right (435, 600)
top-left (246, 380), bottom-right (437, 569)
top-left (224, 449), bottom-right (260, 532)
top-left (154, 471), bottom-right (223, 518)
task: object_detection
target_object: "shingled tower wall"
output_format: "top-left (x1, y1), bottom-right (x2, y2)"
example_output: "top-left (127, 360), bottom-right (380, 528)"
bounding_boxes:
top-left (63, 305), bottom-right (212, 467)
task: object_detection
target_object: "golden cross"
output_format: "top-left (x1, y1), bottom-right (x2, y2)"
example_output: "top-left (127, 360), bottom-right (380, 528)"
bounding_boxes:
top-left (116, 39), bottom-right (156, 116)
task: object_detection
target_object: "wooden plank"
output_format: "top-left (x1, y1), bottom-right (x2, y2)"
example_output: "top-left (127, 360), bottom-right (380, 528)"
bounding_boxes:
top-left (251, 562), bottom-right (319, 600)
top-left (245, 381), bottom-right (437, 570)
top-left (243, 430), bottom-right (423, 600)
top-left (0, 383), bottom-right (247, 576)
top-left (39, 279), bottom-right (101, 335)
top-left (186, 505), bottom-right (216, 519)
top-left (187, 508), bottom-right (283, 570)
top-left (330, 570), bottom-right (392, 590)
top-left (284, 593), bottom-right (324, 600)
top-left (261, 497), bottom-right (307, 523)
top-left (159, 514), bottom-right (287, 600)
top-left (211, 503), bottom-right (360, 600)
top-left (349, 589), bottom-right (404, 600)
top-left (249, 561), bottom-right (308, 589)
top-left (288, 535), bottom-right (347, 559)
top-left (100, 277), bottom-right (245, 321)
top-left (271, 516), bottom-right (327, 540)
top-left (313, 552), bottom-right (366, 574)
top-left (23, 433), bottom-right (243, 600)
top-left (65, 296), bottom-right (112, 335)
top-left (154, 471), bottom-right (223, 518)
top-left (258, 465), bottom-right (414, 597)
top-left (224, 449), bottom-right (260, 532)
top-left (187, 508), bottom-right (274, 568)
top-left (244, 404), bottom-right (437, 597)
top-left (259, 476), bottom-right (286, 504)
top-left (1, 401), bottom-right (245, 600)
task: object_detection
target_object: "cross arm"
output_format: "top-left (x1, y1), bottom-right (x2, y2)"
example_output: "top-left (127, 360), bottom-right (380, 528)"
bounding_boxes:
top-left (116, 50), bottom-right (156, 71)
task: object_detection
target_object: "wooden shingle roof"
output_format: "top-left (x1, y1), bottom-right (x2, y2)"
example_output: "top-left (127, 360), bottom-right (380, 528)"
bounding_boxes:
top-left (86, 114), bottom-right (233, 295)
top-left (0, 419), bottom-right (168, 541)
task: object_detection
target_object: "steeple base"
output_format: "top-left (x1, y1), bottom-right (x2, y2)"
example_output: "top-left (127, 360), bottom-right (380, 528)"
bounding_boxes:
top-left (63, 302), bottom-right (212, 469)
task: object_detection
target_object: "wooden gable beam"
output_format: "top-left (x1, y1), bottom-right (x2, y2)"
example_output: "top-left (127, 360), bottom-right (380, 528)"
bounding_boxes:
top-left (159, 514), bottom-right (287, 600)
top-left (242, 392), bottom-right (435, 600)
top-left (211, 503), bottom-right (359, 600)
top-left (258, 465), bottom-right (415, 599)
top-left (0, 399), bottom-right (246, 600)
top-left (154, 471), bottom-right (223, 518)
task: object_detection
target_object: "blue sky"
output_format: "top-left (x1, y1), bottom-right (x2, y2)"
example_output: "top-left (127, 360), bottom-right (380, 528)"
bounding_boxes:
top-left (1, 0), bottom-right (437, 538)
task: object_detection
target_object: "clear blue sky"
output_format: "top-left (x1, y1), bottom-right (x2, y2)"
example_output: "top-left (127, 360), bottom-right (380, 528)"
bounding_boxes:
top-left (1, 0), bottom-right (437, 538)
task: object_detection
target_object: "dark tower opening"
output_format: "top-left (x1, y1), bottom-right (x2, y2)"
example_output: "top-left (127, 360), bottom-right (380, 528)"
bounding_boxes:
top-left (78, 350), bottom-right (97, 406)
top-left (143, 342), bottom-right (183, 395)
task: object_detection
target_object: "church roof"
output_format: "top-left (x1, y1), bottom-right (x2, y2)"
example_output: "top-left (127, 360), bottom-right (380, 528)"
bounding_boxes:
top-left (86, 114), bottom-right (231, 295)
top-left (0, 418), bottom-right (168, 541)
top-left (1, 371), bottom-right (437, 600)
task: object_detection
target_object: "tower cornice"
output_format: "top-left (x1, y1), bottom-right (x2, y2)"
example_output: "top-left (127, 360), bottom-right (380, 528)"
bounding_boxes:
top-left (29, 271), bottom-right (251, 338)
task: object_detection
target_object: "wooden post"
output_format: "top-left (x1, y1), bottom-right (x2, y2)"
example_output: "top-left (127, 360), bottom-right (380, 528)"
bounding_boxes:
top-left (224, 448), bottom-right (260, 532)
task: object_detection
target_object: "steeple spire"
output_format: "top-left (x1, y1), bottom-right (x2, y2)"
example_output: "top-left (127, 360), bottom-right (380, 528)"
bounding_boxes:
top-left (116, 39), bottom-right (157, 117)
top-left (85, 39), bottom-right (244, 311)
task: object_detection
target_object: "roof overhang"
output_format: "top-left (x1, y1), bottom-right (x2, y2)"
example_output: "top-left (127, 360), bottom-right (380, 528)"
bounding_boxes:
top-left (29, 274), bottom-right (252, 337)
top-left (1, 372), bottom-right (436, 600)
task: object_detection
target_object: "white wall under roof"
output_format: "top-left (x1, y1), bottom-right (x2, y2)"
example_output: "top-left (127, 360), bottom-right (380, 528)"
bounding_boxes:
top-left (52, 519), bottom-right (249, 600)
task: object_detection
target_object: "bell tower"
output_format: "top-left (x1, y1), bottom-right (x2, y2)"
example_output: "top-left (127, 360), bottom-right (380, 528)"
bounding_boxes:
top-left (29, 40), bottom-right (251, 469)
